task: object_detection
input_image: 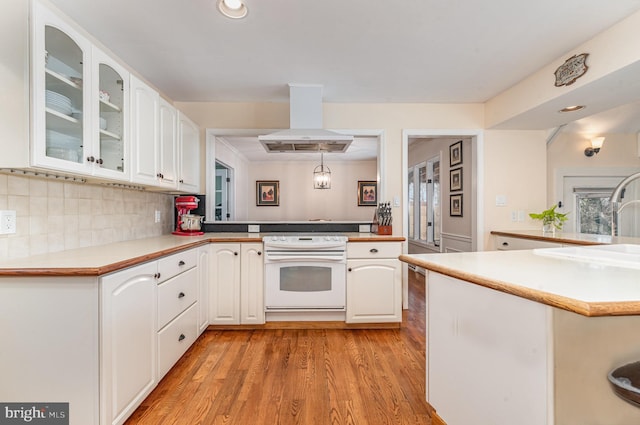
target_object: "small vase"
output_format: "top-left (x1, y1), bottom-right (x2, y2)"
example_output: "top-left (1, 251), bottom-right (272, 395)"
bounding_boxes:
top-left (542, 222), bottom-right (555, 234)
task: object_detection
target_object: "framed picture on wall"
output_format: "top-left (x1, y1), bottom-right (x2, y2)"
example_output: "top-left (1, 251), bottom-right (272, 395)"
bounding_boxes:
top-left (256, 180), bottom-right (279, 206)
top-left (449, 140), bottom-right (463, 166)
top-left (357, 181), bottom-right (377, 206)
top-left (450, 167), bottom-right (463, 191)
top-left (450, 194), bottom-right (463, 217)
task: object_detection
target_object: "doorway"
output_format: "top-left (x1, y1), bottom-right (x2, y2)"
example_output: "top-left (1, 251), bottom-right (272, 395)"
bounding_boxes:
top-left (215, 161), bottom-right (233, 221)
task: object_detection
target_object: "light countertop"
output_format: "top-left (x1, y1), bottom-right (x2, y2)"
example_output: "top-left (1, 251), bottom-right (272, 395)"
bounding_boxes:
top-left (491, 229), bottom-right (640, 245)
top-left (400, 248), bottom-right (640, 317)
top-left (0, 233), bottom-right (404, 276)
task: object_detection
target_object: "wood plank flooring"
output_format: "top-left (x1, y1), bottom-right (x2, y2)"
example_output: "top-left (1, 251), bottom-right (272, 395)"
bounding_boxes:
top-left (126, 270), bottom-right (443, 425)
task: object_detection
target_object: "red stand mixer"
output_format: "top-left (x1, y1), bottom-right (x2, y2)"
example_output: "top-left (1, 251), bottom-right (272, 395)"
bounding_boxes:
top-left (172, 195), bottom-right (204, 236)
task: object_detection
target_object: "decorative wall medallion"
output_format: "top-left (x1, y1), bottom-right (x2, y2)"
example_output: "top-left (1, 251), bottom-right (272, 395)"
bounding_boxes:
top-left (554, 53), bottom-right (589, 87)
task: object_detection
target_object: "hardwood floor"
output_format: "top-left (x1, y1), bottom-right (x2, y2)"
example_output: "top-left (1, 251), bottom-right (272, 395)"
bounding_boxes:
top-left (126, 270), bottom-right (443, 425)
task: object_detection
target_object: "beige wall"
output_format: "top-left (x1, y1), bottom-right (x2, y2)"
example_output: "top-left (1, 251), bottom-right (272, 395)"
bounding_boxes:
top-left (482, 130), bottom-right (548, 249)
top-left (547, 132), bottom-right (640, 203)
top-left (247, 160), bottom-right (376, 221)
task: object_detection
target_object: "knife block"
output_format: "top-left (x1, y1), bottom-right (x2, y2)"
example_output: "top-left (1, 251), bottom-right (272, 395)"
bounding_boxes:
top-left (376, 225), bottom-right (392, 235)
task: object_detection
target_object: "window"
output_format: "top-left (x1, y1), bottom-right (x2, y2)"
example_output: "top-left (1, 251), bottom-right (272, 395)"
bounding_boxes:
top-left (573, 188), bottom-right (613, 235)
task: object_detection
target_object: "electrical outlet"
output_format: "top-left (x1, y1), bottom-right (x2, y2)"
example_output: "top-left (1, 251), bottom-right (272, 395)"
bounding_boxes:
top-left (0, 210), bottom-right (17, 235)
top-left (247, 224), bottom-right (260, 233)
top-left (154, 210), bottom-right (161, 223)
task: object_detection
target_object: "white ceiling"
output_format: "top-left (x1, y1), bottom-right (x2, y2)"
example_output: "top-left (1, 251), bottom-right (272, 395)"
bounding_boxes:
top-left (48, 0), bottom-right (640, 157)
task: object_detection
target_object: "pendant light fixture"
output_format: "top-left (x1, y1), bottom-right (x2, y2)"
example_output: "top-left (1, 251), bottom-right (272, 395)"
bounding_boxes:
top-left (313, 152), bottom-right (331, 189)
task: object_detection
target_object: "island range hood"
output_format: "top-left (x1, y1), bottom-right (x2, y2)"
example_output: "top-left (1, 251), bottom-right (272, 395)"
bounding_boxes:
top-left (258, 84), bottom-right (353, 153)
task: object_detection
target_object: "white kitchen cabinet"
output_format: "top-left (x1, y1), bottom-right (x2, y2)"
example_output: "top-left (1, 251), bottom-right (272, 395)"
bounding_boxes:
top-left (32, 2), bottom-right (92, 175)
top-left (130, 74), bottom-right (159, 186)
top-left (177, 111), bottom-right (201, 193)
top-left (209, 243), bottom-right (265, 325)
top-left (495, 235), bottom-right (563, 250)
top-left (240, 243), bottom-right (265, 325)
top-left (346, 242), bottom-right (402, 323)
top-left (91, 47), bottom-right (129, 180)
top-left (156, 249), bottom-right (199, 380)
top-left (100, 246), bottom-right (200, 424)
top-left (100, 261), bottom-right (158, 425)
top-left (130, 77), bottom-right (178, 189)
top-left (31, 3), bottom-right (130, 180)
top-left (157, 97), bottom-right (178, 188)
top-left (209, 243), bottom-right (241, 324)
top-left (197, 245), bottom-right (211, 333)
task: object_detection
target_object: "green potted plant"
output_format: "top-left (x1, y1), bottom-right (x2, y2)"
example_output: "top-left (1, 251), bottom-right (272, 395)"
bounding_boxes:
top-left (529, 205), bottom-right (568, 233)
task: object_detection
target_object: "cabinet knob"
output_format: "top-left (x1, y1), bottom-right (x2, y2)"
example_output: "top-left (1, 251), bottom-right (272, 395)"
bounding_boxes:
top-left (178, 292), bottom-right (185, 298)
top-left (257, 251), bottom-right (262, 255)
top-left (178, 334), bottom-right (186, 342)
top-left (96, 158), bottom-right (103, 165)
top-left (502, 242), bottom-right (509, 247)
top-left (156, 272), bottom-right (161, 280)
top-left (348, 268), bottom-right (352, 272)
top-left (87, 156), bottom-right (95, 163)
top-left (178, 260), bottom-right (185, 266)
top-left (234, 252), bottom-right (238, 256)
top-left (369, 248), bottom-right (379, 253)
top-left (153, 273), bottom-right (159, 279)
top-left (179, 179), bottom-right (184, 183)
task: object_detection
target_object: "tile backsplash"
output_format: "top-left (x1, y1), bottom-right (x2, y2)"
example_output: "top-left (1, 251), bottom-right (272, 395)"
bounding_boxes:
top-left (0, 173), bottom-right (174, 260)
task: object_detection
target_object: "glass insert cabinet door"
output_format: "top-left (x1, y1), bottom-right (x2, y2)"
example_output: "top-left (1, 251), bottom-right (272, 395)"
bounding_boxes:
top-left (95, 51), bottom-right (127, 176)
top-left (42, 24), bottom-right (86, 166)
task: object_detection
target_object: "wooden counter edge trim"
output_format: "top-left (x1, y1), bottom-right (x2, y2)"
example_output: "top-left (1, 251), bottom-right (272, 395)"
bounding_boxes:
top-left (0, 240), bottom-right (210, 277)
top-left (399, 254), bottom-right (640, 317)
top-left (490, 230), bottom-right (602, 246)
top-left (348, 236), bottom-right (405, 242)
top-left (0, 236), bottom-right (402, 277)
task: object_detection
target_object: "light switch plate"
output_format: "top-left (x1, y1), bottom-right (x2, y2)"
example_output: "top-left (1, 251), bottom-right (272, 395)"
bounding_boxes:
top-left (0, 210), bottom-right (17, 235)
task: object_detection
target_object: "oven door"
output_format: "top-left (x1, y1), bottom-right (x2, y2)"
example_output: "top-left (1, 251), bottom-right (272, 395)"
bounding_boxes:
top-left (264, 260), bottom-right (346, 311)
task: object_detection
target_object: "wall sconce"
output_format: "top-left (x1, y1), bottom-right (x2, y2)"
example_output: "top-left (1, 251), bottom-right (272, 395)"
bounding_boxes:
top-left (313, 152), bottom-right (331, 189)
top-left (584, 137), bottom-right (605, 157)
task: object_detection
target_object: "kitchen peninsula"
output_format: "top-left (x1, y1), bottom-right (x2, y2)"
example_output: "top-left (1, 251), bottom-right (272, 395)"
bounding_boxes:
top-left (400, 247), bottom-right (640, 425)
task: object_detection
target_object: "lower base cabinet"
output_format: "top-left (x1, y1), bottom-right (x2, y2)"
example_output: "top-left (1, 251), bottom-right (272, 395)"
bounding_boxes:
top-left (346, 242), bottom-right (402, 323)
top-left (209, 243), bottom-right (264, 325)
top-left (101, 262), bottom-right (158, 425)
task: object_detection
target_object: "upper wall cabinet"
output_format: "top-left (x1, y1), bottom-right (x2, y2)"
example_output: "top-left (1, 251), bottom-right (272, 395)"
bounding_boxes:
top-left (32, 3), bottom-right (92, 175)
top-left (178, 112), bottom-right (201, 193)
top-left (32, 3), bottom-right (130, 181)
top-left (92, 47), bottom-right (129, 180)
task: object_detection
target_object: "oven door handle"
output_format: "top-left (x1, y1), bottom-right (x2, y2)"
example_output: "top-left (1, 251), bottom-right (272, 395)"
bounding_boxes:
top-left (264, 255), bottom-right (345, 262)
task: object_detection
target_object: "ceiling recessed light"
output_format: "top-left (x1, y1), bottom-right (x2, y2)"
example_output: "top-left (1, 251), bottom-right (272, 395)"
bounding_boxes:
top-left (217, 0), bottom-right (248, 19)
top-left (559, 105), bottom-right (585, 113)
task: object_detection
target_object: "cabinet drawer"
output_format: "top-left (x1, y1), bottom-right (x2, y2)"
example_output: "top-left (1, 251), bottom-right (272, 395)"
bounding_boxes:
top-left (157, 303), bottom-right (198, 380)
top-left (495, 236), bottom-right (562, 251)
top-left (157, 267), bottom-right (197, 330)
top-left (157, 248), bottom-right (198, 282)
top-left (347, 242), bottom-right (401, 259)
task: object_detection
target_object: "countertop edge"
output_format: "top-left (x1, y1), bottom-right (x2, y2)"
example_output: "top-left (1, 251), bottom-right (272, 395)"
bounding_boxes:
top-left (490, 230), bottom-right (604, 245)
top-left (0, 234), bottom-right (404, 277)
top-left (399, 254), bottom-right (640, 317)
